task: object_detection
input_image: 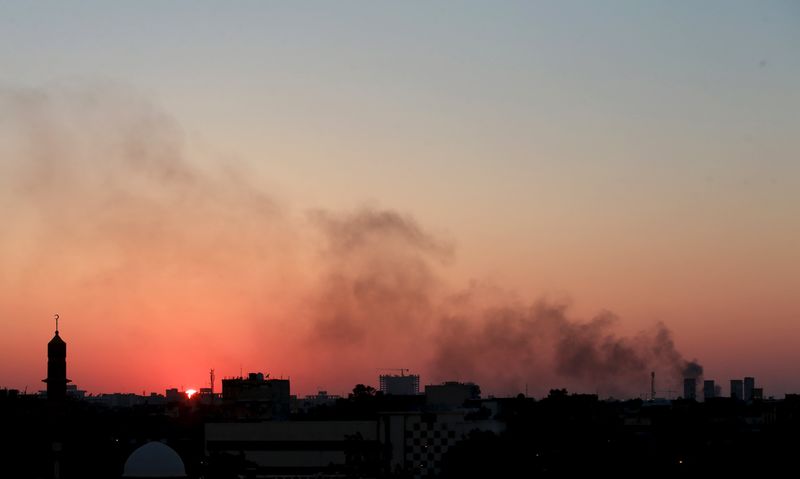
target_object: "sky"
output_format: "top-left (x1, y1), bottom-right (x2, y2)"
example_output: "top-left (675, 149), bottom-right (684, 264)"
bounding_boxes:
top-left (0, 1), bottom-right (798, 398)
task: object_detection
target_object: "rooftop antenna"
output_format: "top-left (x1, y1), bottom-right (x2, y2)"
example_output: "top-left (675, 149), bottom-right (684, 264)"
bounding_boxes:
top-left (651, 371), bottom-right (656, 401)
top-left (54, 313), bottom-right (59, 333)
top-left (210, 369), bottom-right (215, 394)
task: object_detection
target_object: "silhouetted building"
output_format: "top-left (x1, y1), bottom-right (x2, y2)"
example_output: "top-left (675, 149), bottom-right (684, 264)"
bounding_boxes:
top-left (197, 387), bottom-right (221, 405)
top-left (165, 388), bottom-right (184, 403)
top-left (703, 380), bottom-right (716, 400)
top-left (379, 374), bottom-right (420, 395)
top-left (206, 420), bottom-right (378, 475)
top-left (222, 372), bottom-right (290, 419)
top-left (86, 392), bottom-right (166, 408)
top-left (205, 411), bottom-right (504, 478)
top-left (42, 327), bottom-right (70, 402)
top-left (752, 387), bottom-right (764, 400)
top-left (731, 379), bottom-right (744, 400)
top-left (297, 390), bottom-right (342, 411)
top-left (683, 378), bottom-right (697, 400)
top-left (382, 411), bottom-right (504, 478)
top-left (425, 381), bottom-right (481, 410)
top-left (66, 384), bottom-right (86, 399)
top-left (744, 376), bottom-right (755, 401)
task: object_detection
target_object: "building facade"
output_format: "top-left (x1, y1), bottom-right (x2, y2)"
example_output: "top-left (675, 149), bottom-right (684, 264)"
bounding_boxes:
top-left (380, 374), bottom-right (420, 396)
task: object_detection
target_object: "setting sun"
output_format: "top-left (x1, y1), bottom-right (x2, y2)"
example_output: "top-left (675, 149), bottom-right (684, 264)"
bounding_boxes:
top-left (185, 389), bottom-right (197, 399)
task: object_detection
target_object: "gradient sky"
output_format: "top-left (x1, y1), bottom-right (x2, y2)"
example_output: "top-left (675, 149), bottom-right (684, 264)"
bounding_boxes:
top-left (1, 1), bottom-right (798, 398)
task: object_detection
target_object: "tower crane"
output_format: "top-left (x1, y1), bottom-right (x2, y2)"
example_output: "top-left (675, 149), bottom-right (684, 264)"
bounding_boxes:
top-left (378, 368), bottom-right (410, 376)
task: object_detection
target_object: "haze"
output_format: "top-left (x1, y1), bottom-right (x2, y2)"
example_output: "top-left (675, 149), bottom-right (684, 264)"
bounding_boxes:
top-left (1, 1), bottom-right (798, 397)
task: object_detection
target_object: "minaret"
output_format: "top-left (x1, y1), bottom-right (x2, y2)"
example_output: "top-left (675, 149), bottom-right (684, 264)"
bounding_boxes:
top-left (43, 314), bottom-right (70, 401)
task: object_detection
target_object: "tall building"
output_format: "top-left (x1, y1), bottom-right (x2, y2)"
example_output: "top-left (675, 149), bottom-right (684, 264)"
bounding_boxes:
top-left (222, 372), bottom-right (290, 419)
top-left (683, 378), bottom-right (697, 400)
top-left (42, 322), bottom-right (70, 402)
top-left (730, 379), bottom-right (744, 400)
top-left (379, 374), bottom-right (420, 395)
top-left (743, 376), bottom-right (755, 401)
top-left (703, 380), bottom-right (716, 400)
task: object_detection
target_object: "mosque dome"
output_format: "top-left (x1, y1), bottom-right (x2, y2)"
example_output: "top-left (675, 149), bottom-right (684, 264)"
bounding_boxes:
top-left (122, 441), bottom-right (187, 478)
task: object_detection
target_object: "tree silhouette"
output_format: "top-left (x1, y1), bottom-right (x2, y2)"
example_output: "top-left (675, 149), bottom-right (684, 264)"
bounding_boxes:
top-left (349, 384), bottom-right (378, 400)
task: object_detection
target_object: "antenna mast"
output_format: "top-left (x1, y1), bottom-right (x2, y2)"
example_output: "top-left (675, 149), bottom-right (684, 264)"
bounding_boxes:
top-left (55, 313), bottom-right (59, 333)
top-left (650, 371), bottom-right (656, 401)
top-left (210, 369), bottom-right (216, 394)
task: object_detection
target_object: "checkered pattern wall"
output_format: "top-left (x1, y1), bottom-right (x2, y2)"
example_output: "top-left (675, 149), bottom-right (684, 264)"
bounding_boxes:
top-left (404, 418), bottom-right (461, 478)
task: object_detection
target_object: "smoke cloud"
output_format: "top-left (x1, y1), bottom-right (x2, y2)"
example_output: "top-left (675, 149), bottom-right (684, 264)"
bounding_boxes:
top-left (0, 84), bottom-right (298, 390)
top-left (302, 209), bottom-right (704, 397)
top-left (429, 296), bottom-right (702, 397)
top-left (305, 208), bottom-right (452, 345)
top-left (0, 84), bottom-right (702, 397)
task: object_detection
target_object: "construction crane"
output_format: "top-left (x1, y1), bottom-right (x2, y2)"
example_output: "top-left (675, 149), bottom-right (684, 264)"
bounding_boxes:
top-left (378, 368), bottom-right (410, 377)
top-left (647, 372), bottom-right (682, 401)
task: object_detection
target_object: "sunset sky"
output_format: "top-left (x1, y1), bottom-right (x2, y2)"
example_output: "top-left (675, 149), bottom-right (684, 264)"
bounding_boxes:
top-left (1, 1), bottom-right (798, 398)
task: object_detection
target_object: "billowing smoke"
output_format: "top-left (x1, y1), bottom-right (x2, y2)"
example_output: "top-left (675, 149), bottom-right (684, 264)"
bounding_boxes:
top-left (682, 361), bottom-right (704, 380)
top-left (429, 296), bottom-right (702, 397)
top-left (0, 84), bottom-right (702, 397)
top-left (306, 208), bottom-right (452, 345)
top-left (0, 84), bottom-right (298, 391)
top-left (304, 209), bottom-right (703, 397)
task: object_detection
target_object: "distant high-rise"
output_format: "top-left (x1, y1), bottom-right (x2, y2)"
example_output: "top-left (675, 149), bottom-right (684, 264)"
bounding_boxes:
top-left (683, 378), bottom-right (697, 400)
top-left (379, 374), bottom-right (420, 395)
top-left (42, 317), bottom-right (70, 402)
top-left (703, 380), bottom-right (716, 400)
top-left (743, 377), bottom-right (755, 401)
top-left (731, 379), bottom-right (744, 400)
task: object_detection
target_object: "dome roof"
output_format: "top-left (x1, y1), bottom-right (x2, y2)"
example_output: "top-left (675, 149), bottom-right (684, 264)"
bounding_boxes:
top-left (123, 442), bottom-right (186, 478)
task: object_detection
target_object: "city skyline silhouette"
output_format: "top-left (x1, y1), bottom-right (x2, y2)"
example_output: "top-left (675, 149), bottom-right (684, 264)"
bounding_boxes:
top-left (1, 2), bottom-right (798, 477)
top-left (13, 314), bottom-right (773, 403)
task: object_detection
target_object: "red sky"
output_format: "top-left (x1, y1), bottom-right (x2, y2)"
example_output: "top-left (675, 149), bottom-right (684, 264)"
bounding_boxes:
top-left (2, 86), bottom-right (797, 399)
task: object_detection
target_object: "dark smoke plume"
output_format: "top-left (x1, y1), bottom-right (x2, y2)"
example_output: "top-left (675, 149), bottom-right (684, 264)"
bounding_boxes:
top-left (429, 296), bottom-right (702, 397)
top-left (301, 205), bottom-right (705, 397)
top-left (682, 361), bottom-right (704, 379)
top-left (0, 84), bottom-right (702, 397)
top-left (306, 208), bottom-right (452, 344)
